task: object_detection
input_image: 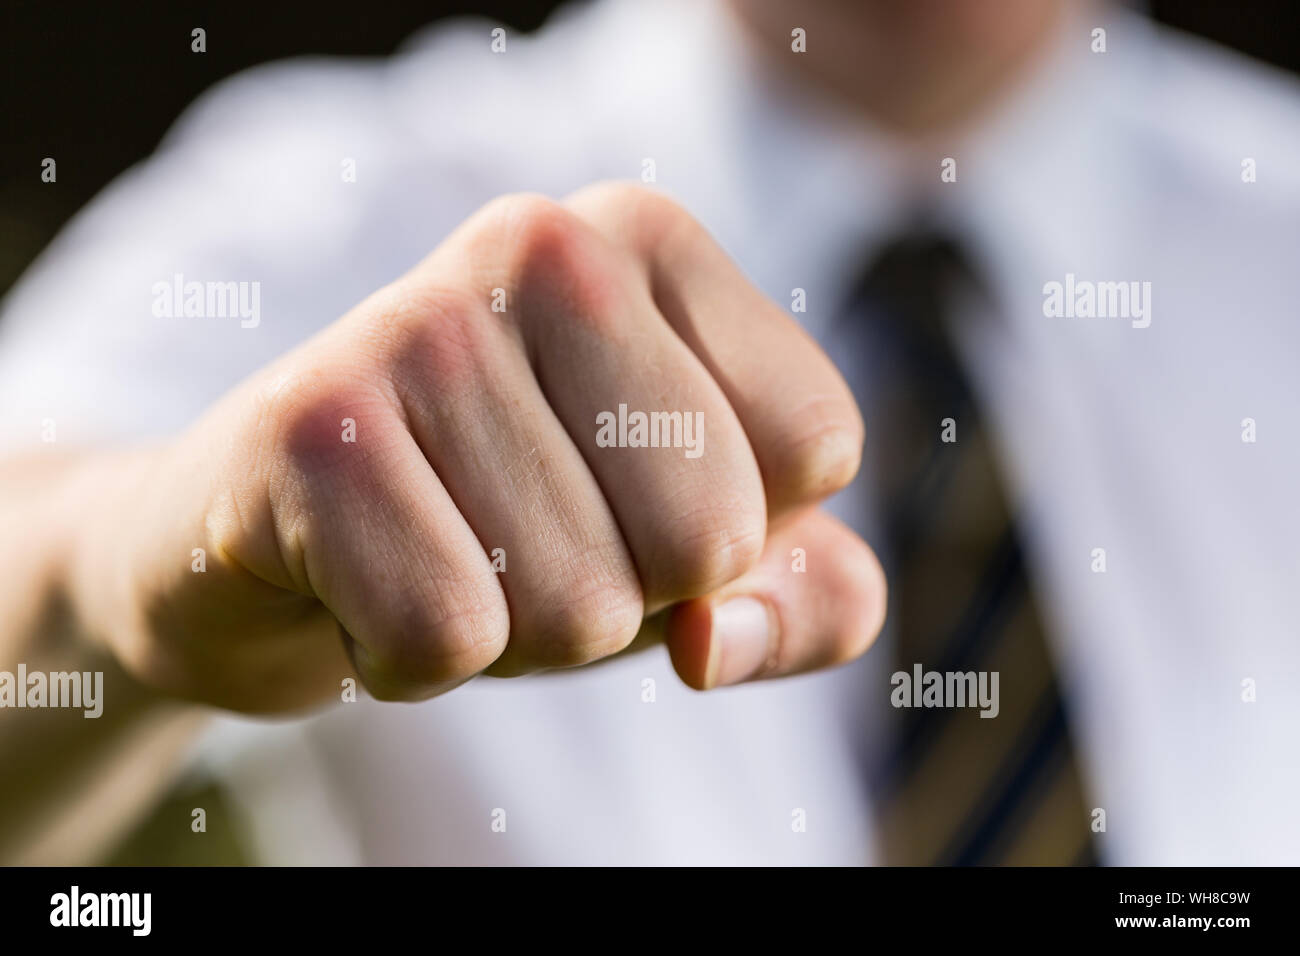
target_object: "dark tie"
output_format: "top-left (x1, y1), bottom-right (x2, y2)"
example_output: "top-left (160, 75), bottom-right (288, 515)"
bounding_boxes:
top-left (847, 234), bottom-right (1099, 866)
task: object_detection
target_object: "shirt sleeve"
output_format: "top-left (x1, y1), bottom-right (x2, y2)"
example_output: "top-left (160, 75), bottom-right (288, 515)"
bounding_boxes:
top-left (0, 30), bottom-right (508, 454)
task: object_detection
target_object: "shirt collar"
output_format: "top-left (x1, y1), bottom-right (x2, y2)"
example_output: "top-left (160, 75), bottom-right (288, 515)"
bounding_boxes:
top-left (683, 0), bottom-right (1156, 339)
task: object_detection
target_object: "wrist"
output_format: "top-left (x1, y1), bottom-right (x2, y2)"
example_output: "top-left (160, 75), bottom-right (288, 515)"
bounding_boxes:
top-left (57, 445), bottom-right (169, 662)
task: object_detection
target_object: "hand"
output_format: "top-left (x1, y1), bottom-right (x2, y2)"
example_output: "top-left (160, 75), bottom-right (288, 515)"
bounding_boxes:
top-left (76, 184), bottom-right (886, 711)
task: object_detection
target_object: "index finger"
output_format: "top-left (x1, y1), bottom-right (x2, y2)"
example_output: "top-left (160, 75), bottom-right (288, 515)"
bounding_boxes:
top-left (563, 182), bottom-right (864, 518)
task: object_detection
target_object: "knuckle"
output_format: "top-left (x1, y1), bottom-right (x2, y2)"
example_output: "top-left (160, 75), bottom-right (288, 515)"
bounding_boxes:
top-left (570, 181), bottom-right (694, 237)
top-left (567, 179), bottom-right (646, 209)
top-left (384, 284), bottom-right (499, 399)
top-left (478, 191), bottom-right (571, 238)
top-left (364, 595), bottom-right (510, 692)
top-left (517, 578), bottom-right (644, 668)
top-left (520, 230), bottom-right (621, 323)
top-left (481, 193), bottom-right (590, 276)
top-left (474, 192), bottom-right (625, 331)
top-left (771, 398), bottom-right (865, 503)
top-left (467, 191), bottom-right (634, 340)
top-left (261, 368), bottom-right (396, 482)
top-left (653, 502), bottom-right (766, 600)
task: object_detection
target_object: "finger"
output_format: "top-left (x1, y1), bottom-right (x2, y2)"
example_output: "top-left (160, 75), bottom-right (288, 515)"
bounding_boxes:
top-left (272, 371), bottom-right (509, 700)
top-left (564, 182), bottom-right (864, 517)
top-left (371, 278), bottom-right (645, 676)
top-left (665, 508), bottom-right (886, 690)
top-left (426, 194), bottom-right (767, 613)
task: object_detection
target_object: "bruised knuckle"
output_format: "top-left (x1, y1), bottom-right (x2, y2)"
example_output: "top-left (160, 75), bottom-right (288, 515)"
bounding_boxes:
top-left (261, 370), bottom-right (398, 485)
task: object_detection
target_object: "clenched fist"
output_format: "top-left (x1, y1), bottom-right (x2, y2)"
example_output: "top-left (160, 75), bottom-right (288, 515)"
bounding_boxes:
top-left (75, 184), bottom-right (886, 711)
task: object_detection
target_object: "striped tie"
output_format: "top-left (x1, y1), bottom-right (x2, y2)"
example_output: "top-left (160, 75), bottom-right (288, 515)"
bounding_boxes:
top-left (850, 234), bottom-right (1099, 866)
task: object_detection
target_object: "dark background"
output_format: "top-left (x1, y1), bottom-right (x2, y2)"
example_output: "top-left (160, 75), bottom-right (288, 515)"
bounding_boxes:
top-left (2, 0), bottom-right (1297, 301)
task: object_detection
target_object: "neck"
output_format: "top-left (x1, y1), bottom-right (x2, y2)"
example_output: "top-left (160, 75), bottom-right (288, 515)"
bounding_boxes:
top-left (726, 0), bottom-right (1070, 140)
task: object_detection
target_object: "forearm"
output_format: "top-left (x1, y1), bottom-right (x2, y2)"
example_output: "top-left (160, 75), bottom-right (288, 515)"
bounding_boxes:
top-left (0, 449), bottom-right (205, 863)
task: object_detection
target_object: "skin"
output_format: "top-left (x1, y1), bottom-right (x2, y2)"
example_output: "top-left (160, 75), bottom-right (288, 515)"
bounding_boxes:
top-left (729, 0), bottom-right (1068, 139)
top-left (0, 0), bottom-right (1069, 861)
top-left (0, 186), bottom-right (883, 860)
top-left (102, 186), bottom-right (884, 707)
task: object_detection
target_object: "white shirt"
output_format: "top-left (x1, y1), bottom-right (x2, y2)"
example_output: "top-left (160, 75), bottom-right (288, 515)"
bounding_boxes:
top-left (2, 0), bottom-right (1298, 864)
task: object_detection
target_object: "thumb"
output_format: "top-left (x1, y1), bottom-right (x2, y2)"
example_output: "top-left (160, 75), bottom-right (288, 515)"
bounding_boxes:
top-left (665, 508), bottom-right (887, 690)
